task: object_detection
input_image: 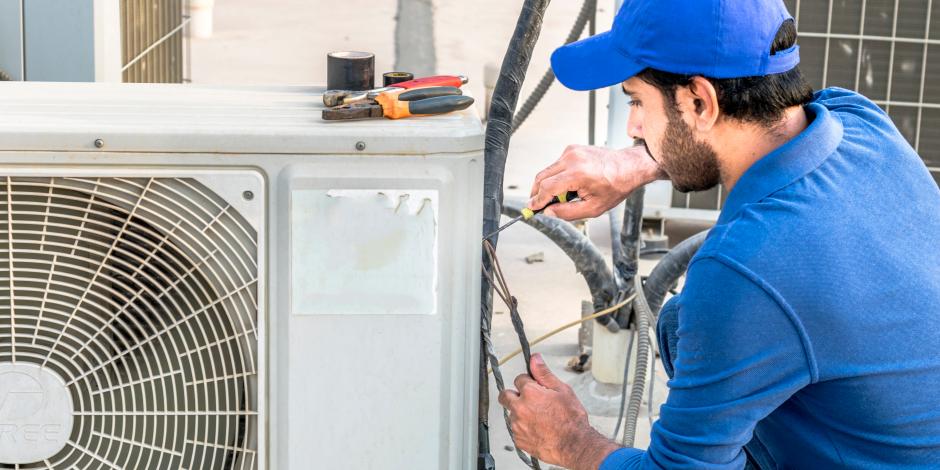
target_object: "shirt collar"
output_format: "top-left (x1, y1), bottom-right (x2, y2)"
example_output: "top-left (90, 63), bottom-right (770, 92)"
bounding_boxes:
top-left (717, 101), bottom-right (844, 224)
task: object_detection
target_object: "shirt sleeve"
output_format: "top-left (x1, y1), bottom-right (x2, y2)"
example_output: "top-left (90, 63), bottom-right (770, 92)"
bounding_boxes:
top-left (599, 256), bottom-right (813, 470)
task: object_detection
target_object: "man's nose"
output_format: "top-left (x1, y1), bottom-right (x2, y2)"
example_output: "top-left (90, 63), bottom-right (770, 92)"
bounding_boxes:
top-left (627, 114), bottom-right (642, 139)
top-left (628, 124), bottom-right (642, 140)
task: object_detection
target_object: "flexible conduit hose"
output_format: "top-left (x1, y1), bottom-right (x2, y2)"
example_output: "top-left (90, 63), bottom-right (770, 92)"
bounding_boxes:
top-left (623, 274), bottom-right (653, 447)
top-left (511, 0), bottom-right (597, 133)
top-left (608, 203), bottom-right (626, 290)
top-left (616, 230), bottom-right (706, 446)
top-left (480, 0), bottom-right (551, 468)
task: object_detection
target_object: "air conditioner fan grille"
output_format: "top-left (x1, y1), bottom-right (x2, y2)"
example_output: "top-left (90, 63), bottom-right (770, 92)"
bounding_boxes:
top-left (0, 177), bottom-right (259, 470)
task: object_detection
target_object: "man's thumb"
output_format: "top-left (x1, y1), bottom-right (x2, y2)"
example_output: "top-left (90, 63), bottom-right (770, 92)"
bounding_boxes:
top-left (530, 354), bottom-right (563, 390)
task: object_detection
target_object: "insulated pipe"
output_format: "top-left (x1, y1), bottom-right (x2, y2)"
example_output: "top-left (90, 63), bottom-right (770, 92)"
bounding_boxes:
top-left (480, 0), bottom-right (552, 468)
top-left (613, 188), bottom-right (646, 326)
top-left (502, 198), bottom-right (620, 330)
top-left (643, 229), bottom-right (709, 316)
top-left (480, 0), bottom-right (551, 251)
top-left (607, 201), bottom-right (627, 290)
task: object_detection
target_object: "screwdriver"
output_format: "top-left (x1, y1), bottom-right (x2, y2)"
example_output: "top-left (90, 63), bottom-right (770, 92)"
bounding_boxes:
top-left (483, 191), bottom-right (580, 240)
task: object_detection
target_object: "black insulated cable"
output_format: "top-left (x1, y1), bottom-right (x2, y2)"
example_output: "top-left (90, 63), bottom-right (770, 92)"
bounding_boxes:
top-left (480, 0), bottom-right (551, 468)
top-left (482, 241), bottom-right (542, 469)
top-left (512, 0), bottom-right (598, 133)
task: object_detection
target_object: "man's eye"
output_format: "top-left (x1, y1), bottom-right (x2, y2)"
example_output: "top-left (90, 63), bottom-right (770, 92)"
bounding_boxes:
top-left (628, 100), bottom-right (641, 108)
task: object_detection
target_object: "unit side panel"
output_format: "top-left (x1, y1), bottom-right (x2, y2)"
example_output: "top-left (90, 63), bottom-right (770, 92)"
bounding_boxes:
top-left (277, 153), bottom-right (482, 470)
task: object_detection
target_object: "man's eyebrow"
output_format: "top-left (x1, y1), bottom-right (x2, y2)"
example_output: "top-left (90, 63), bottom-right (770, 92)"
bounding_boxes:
top-left (621, 87), bottom-right (636, 97)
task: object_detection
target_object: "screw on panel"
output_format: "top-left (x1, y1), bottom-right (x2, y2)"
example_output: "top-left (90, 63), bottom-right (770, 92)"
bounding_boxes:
top-left (242, 190), bottom-right (254, 201)
top-left (355, 141), bottom-right (366, 151)
top-left (94, 139), bottom-right (104, 148)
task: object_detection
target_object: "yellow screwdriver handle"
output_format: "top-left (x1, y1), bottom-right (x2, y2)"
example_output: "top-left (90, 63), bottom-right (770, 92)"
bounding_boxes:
top-left (522, 191), bottom-right (580, 220)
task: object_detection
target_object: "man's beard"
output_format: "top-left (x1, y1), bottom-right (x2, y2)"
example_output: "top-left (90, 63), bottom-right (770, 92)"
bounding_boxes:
top-left (636, 107), bottom-right (722, 193)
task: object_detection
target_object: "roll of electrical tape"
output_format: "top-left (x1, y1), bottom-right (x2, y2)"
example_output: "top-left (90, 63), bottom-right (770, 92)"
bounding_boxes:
top-left (383, 72), bottom-right (414, 87)
top-left (327, 51), bottom-right (375, 91)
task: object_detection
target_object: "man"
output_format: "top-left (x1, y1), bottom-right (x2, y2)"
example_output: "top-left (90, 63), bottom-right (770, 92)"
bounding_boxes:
top-left (498, 0), bottom-right (940, 469)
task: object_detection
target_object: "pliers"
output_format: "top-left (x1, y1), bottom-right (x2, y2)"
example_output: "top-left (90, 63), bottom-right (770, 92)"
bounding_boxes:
top-left (322, 74), bottom-right (468, 107)
top-left (322, 86), bottom-right (474, 121)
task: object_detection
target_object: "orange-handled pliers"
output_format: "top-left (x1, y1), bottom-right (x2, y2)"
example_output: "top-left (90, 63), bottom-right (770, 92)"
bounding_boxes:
top-left (322, 86), bottom-right (474, 121)
top-left (322, 75), bottom-right (468, 107)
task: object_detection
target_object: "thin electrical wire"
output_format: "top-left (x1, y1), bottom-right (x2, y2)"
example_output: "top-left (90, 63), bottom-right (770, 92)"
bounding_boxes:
top-left (493, 295), bottom-right (636, 369)
top-left (482, 239), bottom-right (541, 470)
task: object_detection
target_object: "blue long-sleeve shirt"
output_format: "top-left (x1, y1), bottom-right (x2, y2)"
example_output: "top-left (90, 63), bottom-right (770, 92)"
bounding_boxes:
top-left (601, 88), bottom-right (940, 469)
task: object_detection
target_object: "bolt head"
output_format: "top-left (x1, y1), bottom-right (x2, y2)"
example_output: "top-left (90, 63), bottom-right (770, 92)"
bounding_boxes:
top-left (94, 139), bottom-right (104, 148)
top-left (242, 190), bottom-right (254, 201)
top-left (355, 141), bottom-right (366, 151)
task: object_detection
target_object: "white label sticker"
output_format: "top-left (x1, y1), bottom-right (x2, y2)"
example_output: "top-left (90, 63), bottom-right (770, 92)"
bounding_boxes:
top-left (291, 189), bottom-right (439, 315)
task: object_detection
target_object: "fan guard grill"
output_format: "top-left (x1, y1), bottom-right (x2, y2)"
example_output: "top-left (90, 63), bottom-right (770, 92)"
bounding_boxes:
top-left (0, 177), bottom-right (259, 470)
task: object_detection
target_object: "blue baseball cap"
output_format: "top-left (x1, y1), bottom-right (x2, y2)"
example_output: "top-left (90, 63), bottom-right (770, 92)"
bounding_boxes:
top-left (551, 0), bottom-right (800, 91)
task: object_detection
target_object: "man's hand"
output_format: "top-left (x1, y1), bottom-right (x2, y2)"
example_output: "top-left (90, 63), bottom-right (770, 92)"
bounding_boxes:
top-left (528, 145), bottom-right (664, 220)
top-left (498, 354), bottom-right (621, 470)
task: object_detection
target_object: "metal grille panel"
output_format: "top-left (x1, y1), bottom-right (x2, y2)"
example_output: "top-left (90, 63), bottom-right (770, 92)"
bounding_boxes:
top-left (671, 0), bottom-right (940, 211)
top-left (786, 0), bottom-right (940, 179)
top-left (0, 177), bottom-right (258, 469)
top-left (121, 0), bottom-right (188, 83)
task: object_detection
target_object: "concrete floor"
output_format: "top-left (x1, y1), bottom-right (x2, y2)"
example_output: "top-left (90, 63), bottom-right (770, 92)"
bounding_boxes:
top-left (191, 1), bottom-right (710, 467)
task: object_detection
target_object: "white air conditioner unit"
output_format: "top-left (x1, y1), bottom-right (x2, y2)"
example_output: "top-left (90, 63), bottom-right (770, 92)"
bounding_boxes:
top-left (0, 82), bottom-right (484, 470)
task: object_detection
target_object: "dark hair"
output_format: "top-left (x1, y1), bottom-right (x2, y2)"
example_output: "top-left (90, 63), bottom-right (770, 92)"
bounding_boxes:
top-left (636, 19), bottom-right (814, 127)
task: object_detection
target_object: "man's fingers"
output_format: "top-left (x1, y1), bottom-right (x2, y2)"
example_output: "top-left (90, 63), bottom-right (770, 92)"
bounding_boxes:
top-left (514, 374), bottom-right (536, 394)
top-left (498, 389), bottom-right (520, 408)
top-left (545, 200), bottom-right (592, 221)
top-left (528, 174), bottom-right (576, 211)
top-left (530, 354), bottom-right (565, 391)
top-left (529, 160), bottom-right (567, 197)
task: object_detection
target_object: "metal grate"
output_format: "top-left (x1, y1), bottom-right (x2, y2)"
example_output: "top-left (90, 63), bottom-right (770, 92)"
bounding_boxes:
top-left (121, 0), bottom-right (189, 83)
top-left (785, 0), bottom-right (940, 186)
top-left (669, 0), bottom-right (940, 211)
top-left (0, 177), bottom-right (258, 469)
top-left (669, 184), bottom-right (728, 212)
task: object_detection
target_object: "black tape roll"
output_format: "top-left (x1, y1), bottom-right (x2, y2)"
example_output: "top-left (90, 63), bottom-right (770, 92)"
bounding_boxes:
top-left (327, 51), bottom-right (375, 91)
top-left (383, 72), bottom-right (414, 87)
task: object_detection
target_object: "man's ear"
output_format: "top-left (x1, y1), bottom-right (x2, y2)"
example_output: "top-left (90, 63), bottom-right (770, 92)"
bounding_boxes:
top-left (676, 76), bottom-right (720, 132)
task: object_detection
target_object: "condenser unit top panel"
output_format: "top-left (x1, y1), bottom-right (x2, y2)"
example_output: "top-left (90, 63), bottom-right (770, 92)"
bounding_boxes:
top-left (0, 82), bottom-right (484, 155)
